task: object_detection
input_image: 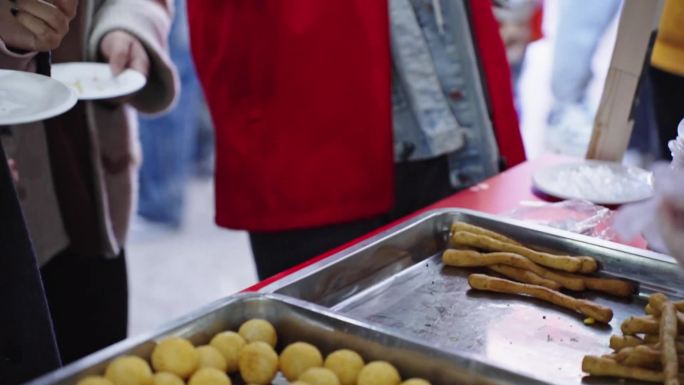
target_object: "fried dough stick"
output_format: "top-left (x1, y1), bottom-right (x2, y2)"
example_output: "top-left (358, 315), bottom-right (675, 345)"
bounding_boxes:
top-left (647, 300), bottom-right (684, 313)
top-left (467, 274), bottom-right (613, 323)
top-left (443, 249), bottom-right (585, 290)
top-left (645, 334), bottom-right (684, 348)
top-left (451, 222), bottom-right (521, 245)
top-left (622, 316), bottom-right (660, 335)
top-left (648, 294), bottom-right (684, 329)
top-left (615, 346), bottom-right (684, 369)
top-left (656, 294), bottom-right (680, 385)
top-left (612, 336), bottom-right (684, 355)
top-left (582, 356), bottom-right (665, 382)
top-left (451, 231), bottom-right (597, 273)
top-left (617, 346), bottom-right (662, 369)
top-left (555, 272), bottom-right (637, 298)
top-left (610, 335), bottom-right (646, 350)
top-left (488, 264), bottom-right (562, 290)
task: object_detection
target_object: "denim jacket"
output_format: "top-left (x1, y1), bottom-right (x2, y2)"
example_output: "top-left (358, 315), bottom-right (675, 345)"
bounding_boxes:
top-left (391, 0), bottom-right (500, 189)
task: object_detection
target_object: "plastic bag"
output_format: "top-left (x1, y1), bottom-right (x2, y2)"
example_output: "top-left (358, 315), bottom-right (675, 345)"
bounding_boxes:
top-left (504, 199), bottom-right (618, 241)
top-left (613, 163), bottom-right (684, 254)
top-left (614, 118), bottom-right (684, 259)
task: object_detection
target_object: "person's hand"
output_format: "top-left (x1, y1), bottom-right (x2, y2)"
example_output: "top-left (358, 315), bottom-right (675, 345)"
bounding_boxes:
top-left (100, 30), bottom-right (149, 77)
top-left (0, 0), bottom-right (78, 52)
top-left (99, 30), bottom-right (149, 105)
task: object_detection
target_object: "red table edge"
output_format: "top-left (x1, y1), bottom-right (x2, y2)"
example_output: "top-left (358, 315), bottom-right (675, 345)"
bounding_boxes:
top-left (242, 155), bottom-right (647, 292)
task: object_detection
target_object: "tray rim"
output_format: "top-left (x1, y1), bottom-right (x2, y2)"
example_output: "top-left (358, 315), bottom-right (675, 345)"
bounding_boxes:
top-left (25, 291), bottom-right (545, 385)
top-left (258, 208), bottom-right (676, 295)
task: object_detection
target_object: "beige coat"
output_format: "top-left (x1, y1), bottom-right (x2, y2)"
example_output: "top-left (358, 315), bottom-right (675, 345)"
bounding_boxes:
top-left (0, 0), bottom-right (178, 265)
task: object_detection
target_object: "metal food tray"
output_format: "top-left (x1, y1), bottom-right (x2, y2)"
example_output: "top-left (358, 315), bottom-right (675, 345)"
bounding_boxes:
top-left (260, 209), bottom-right (684, 385)
top-left (27, 293), bottom-right (544, 385)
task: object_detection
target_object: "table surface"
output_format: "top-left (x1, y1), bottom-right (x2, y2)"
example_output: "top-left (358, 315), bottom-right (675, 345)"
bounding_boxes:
top-left (246, 155), bottom-right (646, 291)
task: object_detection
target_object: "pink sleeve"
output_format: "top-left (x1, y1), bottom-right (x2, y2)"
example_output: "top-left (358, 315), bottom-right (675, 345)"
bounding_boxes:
top-left (0, 38), bottom-right (37, 72)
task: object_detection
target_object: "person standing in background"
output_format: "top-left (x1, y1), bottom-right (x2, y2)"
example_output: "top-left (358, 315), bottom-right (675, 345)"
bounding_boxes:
top-left (0, 0), bottom-right (178, 368)
top-left (137, 0), bottom-right (213, 230)
top-left (189, 0), bottom-right (524, 279)
top-left (493, 0), bottom-right (542, 111)
top-left (546, 0), bottom-right (621, 156)
top-left (1, 2), bottom-right (78, 381)
top-left (650, 0), bottom-right (684, 159)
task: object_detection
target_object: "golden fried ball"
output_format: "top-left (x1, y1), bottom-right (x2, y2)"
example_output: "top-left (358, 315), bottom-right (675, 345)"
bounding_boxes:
top-left (105, 356), bottom-right (154, 385)
top-left (357, 361), bottom-right (401, 385)
top-left (210, 331), bottom-right (245, 373)
top-left (152, 372), bottom-right (184, 385)
top-left (76, 376), bottom-right (114, 385)
top-left (298, 367), bottom-right (340, 385)
top-left (401, 379), bottom-right (431, 385)
top-left (279, 342), bottom-right (323, 381)
top-left (324, 349), bottom-right (365, 385)
top-left (196, 345), bottom-right (228, 372)
top-left (238, 319), bottom-right (277, 348)
top-left (151, 337), bottom-right (199, 379)
top-left (238, 341), bottom-right (279, 385)
top-left (188, 368), bottom-right (231, 385)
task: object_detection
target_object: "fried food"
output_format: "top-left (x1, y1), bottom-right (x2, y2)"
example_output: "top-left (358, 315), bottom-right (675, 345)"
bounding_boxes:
top-left (324, 349), bottom-right (365, 385)
top-left (580, 276), bottom-right (636, 298)
top-left (659, 299), bottom-right (680, 385)
top-left (151, 337), bottom-right (199, 379)
top-left (467, 274), bottom-right (613, 323)
top-left (239, 319), bottom-right (278, 348)
top-left (210, 331), bottom-right (246, 373)
top-left (582, 355), bottom-right (665, 382)
top-left (616, 345), bottom-right (684, 369)
top-left (649, 293), bottom-right (684, 330)
top-left (610, 335), bottom-right (645, 351)
top-left (488, 264), bottom-right (561, 290)
top-left (357, 361), bottom-right (402, 385)
top-left (548, 271), bottom-right (637, 297)
top-left (152, 373), bottom-right (184, 385)
top-left (451, 222), bottom-right (521, 245)
top-left (451, 231), bottom-right (596, 273)
top-left (77, 376), bottom-right (115, 385)
top-left (621, 316), bottom-right (659, 335)
top-left (279, 342), bottom-right (324, 381)
top-left (196, 345), bottom-right (228, 372)
top-left (238, 341), bottom-right (279, 385)
top-left (644, 335), bottom-right (684, 343)
top-left (105, 356), bottom-right (154, 385)
top-left (298, 367), bottom-right (341, 385)
top-left (443, 250), bottom-right (585, 291)
top-left (401, 379), bottom-right (431, 385)
top-left (188, 368), bottom-right (231, 385)
top-left (616, 346), bottom-right (662, 369)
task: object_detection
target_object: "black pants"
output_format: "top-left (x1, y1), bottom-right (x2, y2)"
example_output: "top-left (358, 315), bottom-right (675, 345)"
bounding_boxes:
top-left (41, 250), bottom-right (128, 365)
top-left (249, 155), bottom-right (458, 280)
top-left (0, 143), bottom-right (60, 384)
top-left (650, 66), bottom-right (684, 160)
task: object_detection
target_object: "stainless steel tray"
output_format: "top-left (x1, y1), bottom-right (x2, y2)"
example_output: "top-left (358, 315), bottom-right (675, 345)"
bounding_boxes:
top-left (26, 293), bottom-right (543, 385)
top-left (260, 209), bottom-right (684, 385)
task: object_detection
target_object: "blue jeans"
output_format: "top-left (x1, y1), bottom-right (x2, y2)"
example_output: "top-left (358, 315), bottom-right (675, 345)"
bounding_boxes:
top-left (137, 0), bottom-right (202, 226)
top-left (551, 0), bottom-right (621, 107)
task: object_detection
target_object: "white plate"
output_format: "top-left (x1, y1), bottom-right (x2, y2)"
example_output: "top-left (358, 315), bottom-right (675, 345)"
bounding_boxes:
top-left (532, 160), bottom-right (654, 205)
top-left (0, 69), bottom-right (78, 126)
top-left (52, 62), bottom-right (146, 100)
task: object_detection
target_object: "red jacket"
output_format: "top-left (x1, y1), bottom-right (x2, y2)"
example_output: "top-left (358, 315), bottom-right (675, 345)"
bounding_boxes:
top-left (188, 0), bottom-right (524, 232)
